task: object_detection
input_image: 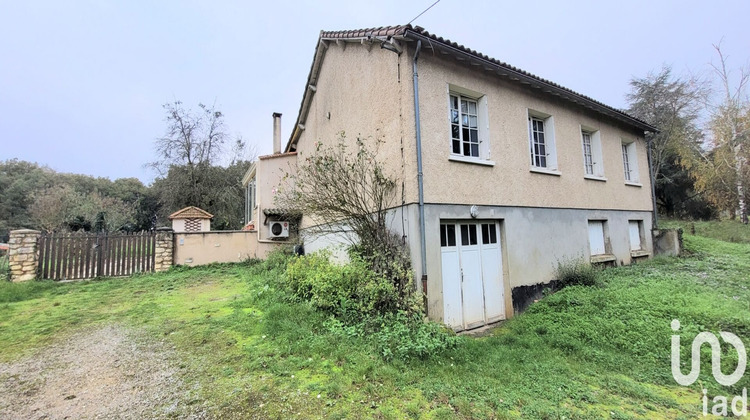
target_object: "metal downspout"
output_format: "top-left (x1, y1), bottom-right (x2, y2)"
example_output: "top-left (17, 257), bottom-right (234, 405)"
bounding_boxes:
top-left (646, 136), bottom-right (658, 230)
top-left (412, 40), bottom-right (428, 308)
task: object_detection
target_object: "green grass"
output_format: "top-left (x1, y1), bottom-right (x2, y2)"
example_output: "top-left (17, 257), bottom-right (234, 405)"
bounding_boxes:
top-left (2, 234), bottom-right (750, 418)
top-left (661, 218), bottom-right (750, 244)
top-left (0, 254), bottom-right (8, 281)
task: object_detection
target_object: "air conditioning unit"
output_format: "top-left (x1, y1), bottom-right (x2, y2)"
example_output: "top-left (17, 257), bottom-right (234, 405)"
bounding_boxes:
top-left (268, 221), bottom-right (290, 238)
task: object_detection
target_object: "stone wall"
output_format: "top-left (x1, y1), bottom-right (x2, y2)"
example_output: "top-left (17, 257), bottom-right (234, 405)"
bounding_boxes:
top-left (154, 228), bottom-right (174, 272)
top-left (8, 229), bottom-right (41, 282)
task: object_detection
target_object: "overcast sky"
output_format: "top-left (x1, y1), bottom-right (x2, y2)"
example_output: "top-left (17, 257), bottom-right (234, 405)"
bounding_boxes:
top-left (2, 0), bottom-right (748, 183)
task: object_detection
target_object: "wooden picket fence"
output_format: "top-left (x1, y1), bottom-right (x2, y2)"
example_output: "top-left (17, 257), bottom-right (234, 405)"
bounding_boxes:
top-left (37, 231), bottom-right (156, 280)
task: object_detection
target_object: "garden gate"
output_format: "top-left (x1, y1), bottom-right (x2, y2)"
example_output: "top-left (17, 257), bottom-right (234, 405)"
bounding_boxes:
top-left (37, 231), bottom-right (156, 280)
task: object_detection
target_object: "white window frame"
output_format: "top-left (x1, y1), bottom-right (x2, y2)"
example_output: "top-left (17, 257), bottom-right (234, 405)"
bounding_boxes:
top-left (621, 140), bottom-right (640, 185)
top-left (581, 126), bottom-right (605, 180)
top-left (527, 109), bottom-right (559, 175)
top-left (245, 177), bottom-right (256, 223)
top-left (447, 84), bottom-right (494, 166)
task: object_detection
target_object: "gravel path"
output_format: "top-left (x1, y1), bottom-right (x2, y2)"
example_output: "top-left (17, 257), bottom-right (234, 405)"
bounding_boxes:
top-left (0, 324), bottom-right (206, 420)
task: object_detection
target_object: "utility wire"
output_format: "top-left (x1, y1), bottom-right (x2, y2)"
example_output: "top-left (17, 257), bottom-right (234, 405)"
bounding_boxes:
top-left (408, 0), bottom-right (441, 25)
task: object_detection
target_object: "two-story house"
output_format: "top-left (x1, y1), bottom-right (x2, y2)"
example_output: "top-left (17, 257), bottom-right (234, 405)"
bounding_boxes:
top-left (245, 25), bottom-right (657, 332)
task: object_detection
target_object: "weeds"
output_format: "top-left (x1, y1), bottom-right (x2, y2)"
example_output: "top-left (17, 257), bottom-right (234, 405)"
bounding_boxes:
top-left (556, 257), bottom-right (599, 287)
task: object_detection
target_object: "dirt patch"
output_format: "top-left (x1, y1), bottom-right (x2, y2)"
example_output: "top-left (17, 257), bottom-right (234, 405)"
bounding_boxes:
top-left (0, 324), bottom-right (206, 419)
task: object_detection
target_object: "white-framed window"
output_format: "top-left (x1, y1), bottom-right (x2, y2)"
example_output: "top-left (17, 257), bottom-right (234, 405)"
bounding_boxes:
top-left (447, 85), bottom-right (492, 164)
top-left (621, 140), bottom-right (640, 183)
top-left (245, 177), bottom-right (256, 223)
top-left (582, 132), bottom-right (594, 174)
top-left (527, 110), bottom-right (558, 172)
top-left (581, 127), bottom-right (605, 179)
top-left (450, 94), bottom-right (479, 157)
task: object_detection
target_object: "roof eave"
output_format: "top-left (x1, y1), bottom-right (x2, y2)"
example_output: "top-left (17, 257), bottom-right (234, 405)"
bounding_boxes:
top-left (402, 29), bottom-right (657, 134)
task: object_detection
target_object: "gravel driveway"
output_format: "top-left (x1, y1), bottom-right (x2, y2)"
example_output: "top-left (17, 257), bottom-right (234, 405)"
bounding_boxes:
top-left (0, 324), bottom-right (206, 419)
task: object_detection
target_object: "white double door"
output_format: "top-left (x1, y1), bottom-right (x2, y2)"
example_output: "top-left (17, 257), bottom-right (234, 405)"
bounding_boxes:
top-left (440, 221), bottom-right (505, 331)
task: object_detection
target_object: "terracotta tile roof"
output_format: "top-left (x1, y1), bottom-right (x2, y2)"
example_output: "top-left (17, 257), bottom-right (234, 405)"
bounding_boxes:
top-left (258, 151), bottom-right (298, 160)
top-left (402, 26), bottom-right (655, 132)
top-left (320, 25), bottom-right (408, 40)
top-left (168, 206), bottom-right (213, 220)
top-left (285, 24), bottom-right (656, 152)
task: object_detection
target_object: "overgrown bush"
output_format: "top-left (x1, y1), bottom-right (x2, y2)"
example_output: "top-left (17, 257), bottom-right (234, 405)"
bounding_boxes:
top-left (555, 259), bottom-right (599, 288)
top-left (281, 250), bottom-right (457, 361)
top-left (285, 252), bottom-right (421, 322)
top-left (262, 247), bottom-right (296, 272)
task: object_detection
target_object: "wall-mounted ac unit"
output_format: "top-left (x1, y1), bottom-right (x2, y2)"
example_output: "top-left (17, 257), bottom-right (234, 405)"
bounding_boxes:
top-left (268, 221), bottom-right (290, 238)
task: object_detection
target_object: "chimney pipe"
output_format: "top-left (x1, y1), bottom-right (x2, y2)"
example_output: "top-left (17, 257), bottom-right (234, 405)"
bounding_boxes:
top-left (272, 112), bottom-right (282, 154)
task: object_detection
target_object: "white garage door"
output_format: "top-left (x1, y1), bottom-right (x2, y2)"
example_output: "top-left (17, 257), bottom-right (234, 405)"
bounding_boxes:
top-left (440, 221), bottom-right (505, 331)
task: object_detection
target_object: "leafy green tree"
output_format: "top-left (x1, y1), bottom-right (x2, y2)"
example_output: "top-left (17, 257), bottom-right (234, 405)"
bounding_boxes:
top-left (0, 160), bottom-right (55, 240)
top-left (151, 161), bottom-right (249, 230)
top-left (626, 66), bottom-right (715, 219)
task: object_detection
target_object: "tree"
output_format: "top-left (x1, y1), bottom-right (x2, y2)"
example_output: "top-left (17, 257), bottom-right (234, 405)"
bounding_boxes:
top-left (29, 185), bottom-right (79, 232)
top-left (151, 160), bottom-right (250, 230)
top-left (150, 101), bottom-right (228, 172)
top-left (626, 66), bottom-right (713, 218)
top-left (29, 186), bottom-right (135, 233)
top-left (0, 160), bottom-right (55, 240)
top-left (688, 45), bottom-right (750, 223)
top-left (277, 134), bottom-right (397, 249)
top-left (276, 134), bottom-right (413, 293)
top-left (148, 101), bottom-right (252, 229)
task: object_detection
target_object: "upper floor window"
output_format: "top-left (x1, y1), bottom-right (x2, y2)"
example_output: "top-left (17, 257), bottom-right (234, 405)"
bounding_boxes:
top-left (581, 127), bottom-right (604, 179)
top-left (621, 140), bottom-right (640, 184)
top-left (528, 110), bottom-right (558, 172)
top-left (447, 85), bottom-right (492, 165)
top-left (582, 133), bottom-right (594, 174)
top-left (530, 117), bottom-right (547, 167)
top-left (450, 94), bottom-right (479, 157)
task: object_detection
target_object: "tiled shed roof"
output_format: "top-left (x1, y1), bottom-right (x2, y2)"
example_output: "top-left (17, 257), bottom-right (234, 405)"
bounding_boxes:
top-left (168, 206), bottom-right (214, 220)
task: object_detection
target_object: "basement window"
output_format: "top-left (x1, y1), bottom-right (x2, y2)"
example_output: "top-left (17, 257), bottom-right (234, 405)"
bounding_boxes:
top-left (588, 219), bottom-right (615, 263)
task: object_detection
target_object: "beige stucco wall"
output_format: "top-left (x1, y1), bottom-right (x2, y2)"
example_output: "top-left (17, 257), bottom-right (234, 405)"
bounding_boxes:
top-left (173, 231), bottom-right (279, 266)
top-left (288, 40), bottom-right (652, 242)
top-left (293, 42), bottom-right (652, 212)
top-left (293, 42), bottom-right (419, 215)
top-left (256, 153), bottom-right (298, 242)
top-left (414, 50), bottom-right (653, 211)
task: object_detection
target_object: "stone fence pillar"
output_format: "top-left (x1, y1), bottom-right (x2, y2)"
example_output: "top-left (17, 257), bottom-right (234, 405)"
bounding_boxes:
top-left (8, 229), bottom-right (41, 282)
top-left (154, 228), bottom-right (174, 272)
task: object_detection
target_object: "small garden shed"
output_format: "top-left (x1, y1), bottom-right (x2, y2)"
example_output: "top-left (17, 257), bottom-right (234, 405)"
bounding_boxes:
top-left (169, 206), bottom-right (213, 233)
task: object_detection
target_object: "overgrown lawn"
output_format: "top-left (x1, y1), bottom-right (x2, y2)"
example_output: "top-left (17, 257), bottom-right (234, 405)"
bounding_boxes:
top-left (1, 233), bottom-right (749, 418)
